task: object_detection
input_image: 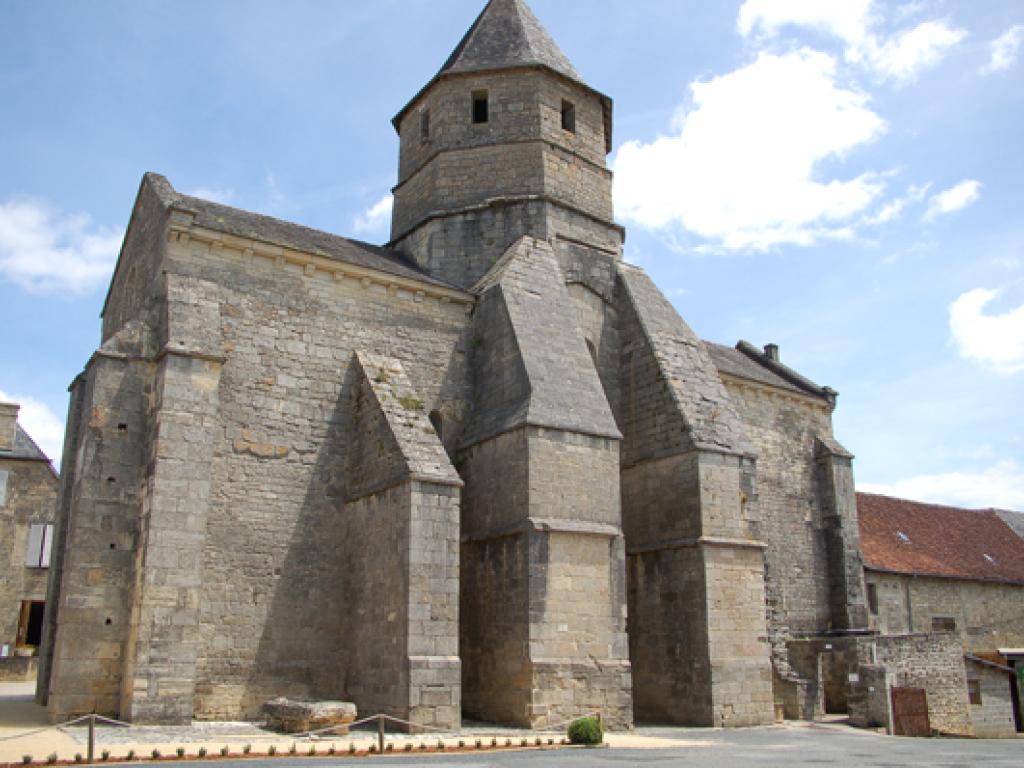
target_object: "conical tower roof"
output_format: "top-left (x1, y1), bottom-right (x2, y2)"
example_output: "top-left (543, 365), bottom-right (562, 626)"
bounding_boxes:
top-left (393, 0), bottom-right (612, 151)
top-left (438, 0), bottom-right (581, 81)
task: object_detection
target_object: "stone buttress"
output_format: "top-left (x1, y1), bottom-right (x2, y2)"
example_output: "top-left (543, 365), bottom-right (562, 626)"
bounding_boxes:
top-left (616, 265), bottom-right (774, 727)
top-left (457, 237), bottom-right (632, 727)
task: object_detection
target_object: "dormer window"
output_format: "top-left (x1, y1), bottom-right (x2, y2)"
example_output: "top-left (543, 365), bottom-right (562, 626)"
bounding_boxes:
top-left (561, 99), bottom-right (576, 133)
top-left (420, 109), bottom-right (430, 142)
top-left (472, 90), bottom-right (489, 124)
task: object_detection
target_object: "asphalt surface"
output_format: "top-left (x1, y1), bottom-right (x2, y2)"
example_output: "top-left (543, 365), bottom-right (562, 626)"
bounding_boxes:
top-left (152, 724), bottom-right (1024, 768)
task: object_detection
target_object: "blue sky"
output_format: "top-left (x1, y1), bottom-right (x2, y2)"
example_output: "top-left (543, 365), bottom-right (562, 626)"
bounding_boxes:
top-left (0, 0), bottom-right (1021, 508)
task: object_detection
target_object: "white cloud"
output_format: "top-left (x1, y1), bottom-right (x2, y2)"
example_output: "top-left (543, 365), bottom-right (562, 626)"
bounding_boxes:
top-left (612, 49), bottom-right (886, 251)
top-left (982, 25), bottom-right (1024, 74)
top-left (859, 460), bottom-right (1024, 510)
top-left (738, 0), bottom-right (966, 84)
top-left (184, 187), bottom-right (235, 205)
top-left (738, 0), bottom-right (874, 48)
top-left (949, 288), bottom-right (1024, 374)
top-left (0, 198), bottom-right (122, 294)
top-left (862, 20), bottom-right (966, 83)
top-left (0, 390), bottom-right (64, 467)
top-left (864, 183), bottom-right (930, 225)
top-left (924, 179), bottom-right (982, 221)
top-left (352, 194), bottom-right (393, 239)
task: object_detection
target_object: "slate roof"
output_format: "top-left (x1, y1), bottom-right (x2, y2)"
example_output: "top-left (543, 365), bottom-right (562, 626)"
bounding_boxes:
top-left (0, 424), bottom-right (52, 463)
top-left (858, 492), bottom-right (1024, 585)
top-left (439, 0), bottom-right (581, 82)
top-left (705, 341), bottom-right (835, 403)
top-left (145, 173), bottom-right (461, 292)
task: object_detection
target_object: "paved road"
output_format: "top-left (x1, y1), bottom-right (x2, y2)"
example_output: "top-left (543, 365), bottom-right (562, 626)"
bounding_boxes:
top-left (165, 725), bottom-right (1023, 768)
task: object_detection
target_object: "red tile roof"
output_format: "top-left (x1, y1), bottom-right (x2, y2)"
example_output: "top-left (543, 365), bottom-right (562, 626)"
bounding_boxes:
top-left (857, 492), bottom-right (1024, 585)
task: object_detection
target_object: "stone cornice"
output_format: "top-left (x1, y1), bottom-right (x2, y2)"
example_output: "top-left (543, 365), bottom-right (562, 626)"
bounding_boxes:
top-left (719, 371), bottom-right (833, 412)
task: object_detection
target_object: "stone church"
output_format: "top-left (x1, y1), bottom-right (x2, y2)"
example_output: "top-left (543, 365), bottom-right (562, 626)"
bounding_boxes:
top-left (38, 0), bottom-right (867, 729)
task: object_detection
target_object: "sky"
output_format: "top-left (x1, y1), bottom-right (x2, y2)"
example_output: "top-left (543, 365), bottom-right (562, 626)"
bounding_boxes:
top-left (0, 0), bottom-right (1021, 509)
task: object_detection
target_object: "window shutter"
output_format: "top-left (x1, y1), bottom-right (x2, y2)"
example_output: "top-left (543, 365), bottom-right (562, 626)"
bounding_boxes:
top-left (0, 470), bottom-right (8, 506)
top-left (25, 523), bottom-right (44, 567)
top-left (40, 524), bottom-right (53, 568)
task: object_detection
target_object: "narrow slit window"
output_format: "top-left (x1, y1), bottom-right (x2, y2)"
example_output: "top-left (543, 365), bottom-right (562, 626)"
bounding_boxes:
top-left (472, 91), bottom-right (489, 124)
top-left (420, 109), bottom-right (430, 142)
top-left (968, 679), bottom-right (982, 706)
top-left (561, 99), bottom-right (576, 133)
top-left (866, 583), bottom-right (878, 615)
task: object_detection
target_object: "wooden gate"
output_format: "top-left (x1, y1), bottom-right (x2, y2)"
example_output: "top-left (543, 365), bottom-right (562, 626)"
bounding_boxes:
top-left (891, 687), bottom-right (931, 737)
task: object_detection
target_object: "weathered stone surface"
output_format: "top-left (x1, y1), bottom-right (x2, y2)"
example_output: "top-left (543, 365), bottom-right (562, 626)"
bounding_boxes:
top-left (262, 697), bottom-right (356, 733)
top-left (40, 0), bottom-right (896, 735)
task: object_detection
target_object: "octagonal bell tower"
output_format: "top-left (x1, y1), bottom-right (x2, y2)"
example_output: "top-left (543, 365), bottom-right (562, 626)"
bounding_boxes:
top-left (389, 0), bottom-right (623, 290)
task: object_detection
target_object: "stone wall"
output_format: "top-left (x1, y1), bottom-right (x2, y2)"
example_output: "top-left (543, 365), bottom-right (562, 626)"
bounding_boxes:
top-left (392, 70), bottom-right (619, 290)
top-left (866, 571), bottom-right (1024, 652)
top-left (0, 455), bottom-right (58, 648)
top-left (873, 633), bottom-right (972, 736)
top-left (967, 659), bottom-right (1016, 738)
top-left (616, 265), bottom-right (772, 727)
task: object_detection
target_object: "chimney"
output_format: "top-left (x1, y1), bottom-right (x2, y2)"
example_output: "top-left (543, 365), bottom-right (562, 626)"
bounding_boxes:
top-left (0, 401), bottom-right (18, 452)
top-left (764, 344), bottom-right (780, 362)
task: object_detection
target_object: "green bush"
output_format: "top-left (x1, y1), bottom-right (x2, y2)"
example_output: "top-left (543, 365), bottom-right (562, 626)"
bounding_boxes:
top-left (567, 716), bottom-right (603, 745)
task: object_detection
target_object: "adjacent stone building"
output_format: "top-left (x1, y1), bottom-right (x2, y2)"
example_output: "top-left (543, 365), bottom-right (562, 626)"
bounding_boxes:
top-left (853, 492), bottom-right (1024, 736)
top-left (39, 0), bottom-right (868, 729)
top-left (0, 401), bottom-right (58, 680)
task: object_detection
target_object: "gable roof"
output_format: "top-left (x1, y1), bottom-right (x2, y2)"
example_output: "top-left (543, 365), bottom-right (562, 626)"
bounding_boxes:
top-left (0, 424), bottom-right (53, 465)
top-left (439, 0), bottom-right (580, 82)
top-left (103, 174), bottom-right (463, 318)
top-left (858, 492), bottom-right (1024, 585)
top-left (705, 340), bottom-right (836, 404)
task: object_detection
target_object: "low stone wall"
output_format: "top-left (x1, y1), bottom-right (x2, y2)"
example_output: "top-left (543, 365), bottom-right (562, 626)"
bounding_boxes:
top-left (967, 660), bottom-right (1016, 738)
top-left (0, 656), bottom-right (37, 682)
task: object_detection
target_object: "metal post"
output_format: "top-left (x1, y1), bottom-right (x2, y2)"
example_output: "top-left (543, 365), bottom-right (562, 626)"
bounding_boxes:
top-left (377, 716), bottom-right (384, 754)
top-left (87, 715), bottom-right (95, 763)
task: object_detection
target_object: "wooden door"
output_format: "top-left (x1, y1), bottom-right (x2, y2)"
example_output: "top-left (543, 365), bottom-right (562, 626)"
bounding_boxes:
top-left (891, 687), bottom-right (930, 737)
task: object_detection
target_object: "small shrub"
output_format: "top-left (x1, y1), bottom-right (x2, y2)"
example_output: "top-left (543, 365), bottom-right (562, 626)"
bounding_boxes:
top-left (347, 743), bottom-right (355, 755)
top-left (519, 738), bottom-right (527, 747)
top-left (267, 746), bottom-right (276, 757)
top-left (437, 740), bottom-right (445, 751)
top-left (22, 756), bottom-right (32, 765)
top-left (491, 737), bottom-right (497, 747)
top-left (403, 743), bottom-right (413, 752)
top-left (368, 745), bottom-right (376, 754)
top-left (197, 748), bottom-right (207, 758)
top-left (102, 750), bottom-right (112, 761)
top-left (287, 744), bottom-right (297, 756)
top-left (567, 716), bottom-right (603, 746)
top-left (127, 751), bottom-right (137, 761)
top-left (151, 749), bottom-right (161, 760)
top-left (475, 739), bottom-right (482, 749)
top-left (457, 740), bottom-right (465, 749)
top-left (505, 738), bottom-right (512, 747)
top-left (547, 738), bottom-right (554, 746)
top-left (242, 745), bottom-right (251, 756)
top-left (327, 744), bottom-right (336, 756)
top-left (74, 755), bottom-right (84, 764)
top-left (46, 754), bottom-right (58, 766)
top-left (419, 742), bottom-right (427, 750)
top-left (534, 737), bottom-right (542, 746)
top-left (385, 744), bottom-right (393, 752)
top-left (175, 748), bottom-right (185, 759)
top-left (560, 737), bottom-right (568, 745)
top-left (219, 748), bottom-right (229, 758)
top-left (307, 746), bottom-right (317, 757)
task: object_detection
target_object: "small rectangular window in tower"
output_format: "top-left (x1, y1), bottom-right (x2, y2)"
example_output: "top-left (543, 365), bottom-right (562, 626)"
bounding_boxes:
top-left (561, 99), bottom-right (576, 133)
top-left (866, 583), bottom-right (878, 615)
top-left (420, 109), bottom-right (430, 142)
top-left (472, 90), bottom-right (489, 124)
